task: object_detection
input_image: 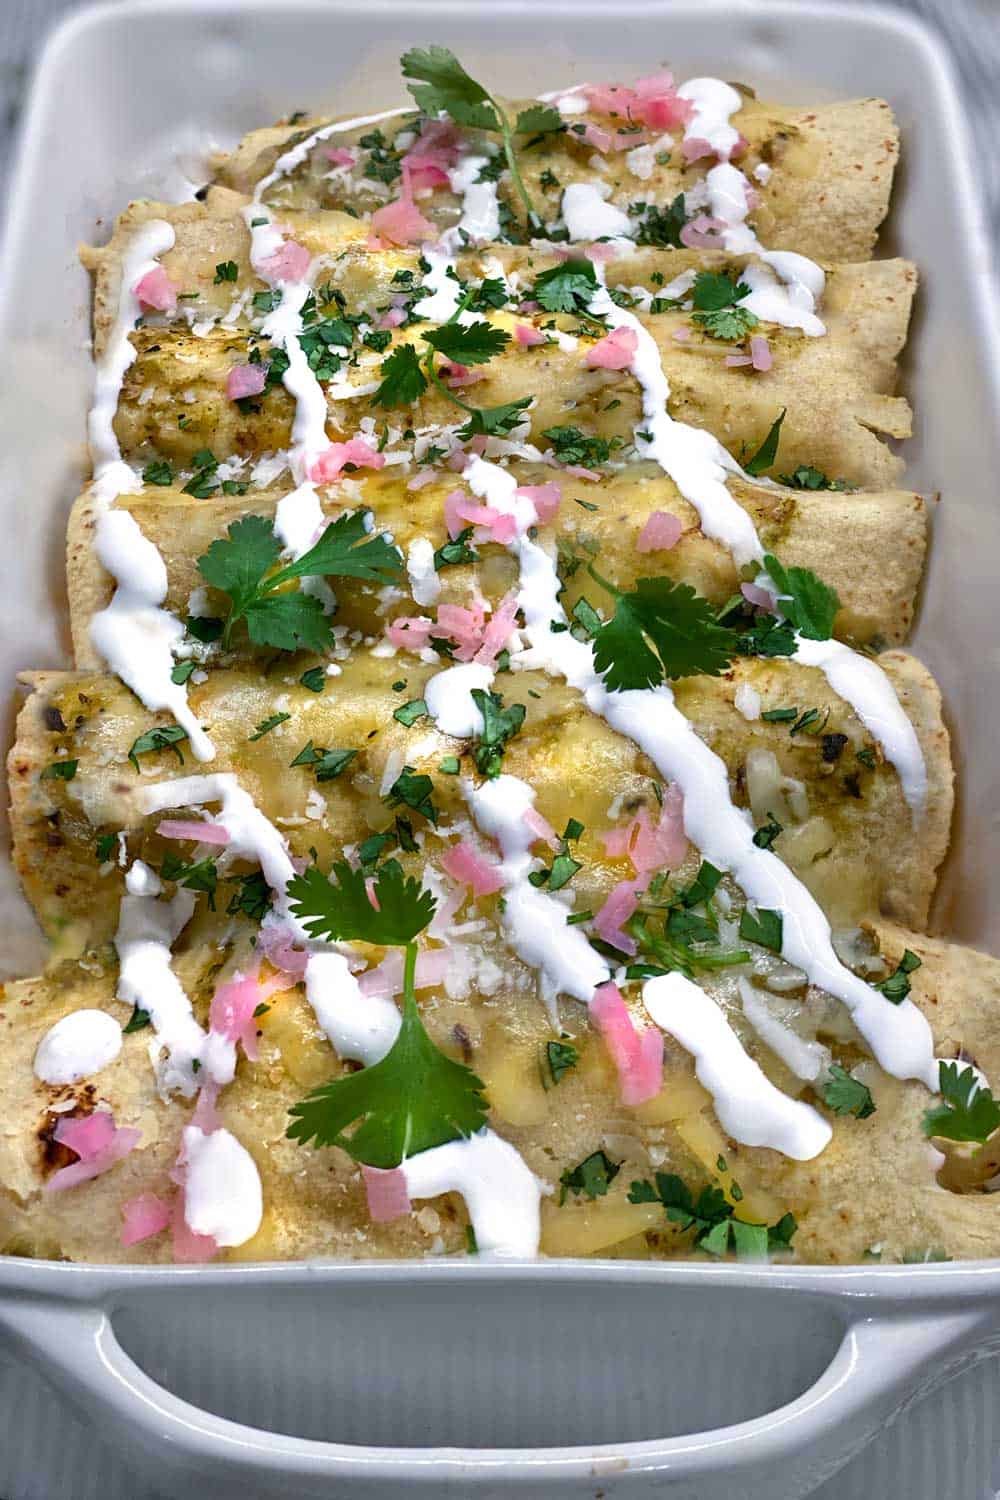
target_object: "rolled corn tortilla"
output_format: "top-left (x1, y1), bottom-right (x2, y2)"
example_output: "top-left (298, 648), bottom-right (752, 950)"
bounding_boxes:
top-left (210, 93), bottom-right (899, 263)
top-left (66, 466), bottom-right (927, 668)
top-left (9, 648), bottom-right (950, 949)
top-left (85, 197), bottom-right (914, 489)
top-left (1, 914), bottom-right (995, 1267)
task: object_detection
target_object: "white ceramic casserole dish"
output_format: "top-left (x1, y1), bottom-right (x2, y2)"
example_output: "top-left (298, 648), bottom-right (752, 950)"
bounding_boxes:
top-left (1, 2), bottom-right (999, 1495)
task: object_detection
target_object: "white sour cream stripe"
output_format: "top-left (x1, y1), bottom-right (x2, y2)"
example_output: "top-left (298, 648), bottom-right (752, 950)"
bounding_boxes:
top-left (579, 278), bottom-right (927, 814)
top-left (467, 774), bottom-right (609, 1023)
top-left (33, 1009), bottom-right (122, 1085)
top-left (643, 972), bottom-right (831, 1159)
top-left (512, 532), bottom-right (939, 1089)
top-left (401, 1128), bottom-right (542, 1257)
top-left (182, 1124), bottom-right (263, 1246)
top-left (86, 219), bottom-right (214, 759)
top-left (792, 634), bottom-right (928, 816)
top-left (677, 78), bottom-right (744, 163)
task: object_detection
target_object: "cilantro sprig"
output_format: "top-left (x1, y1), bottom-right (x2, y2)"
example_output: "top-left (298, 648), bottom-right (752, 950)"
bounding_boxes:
top-left (690, 270), bottom-right (758, 342)
top-left (197, 511), bottom-right (400, 651)
top-left (628, 1172), bottom-right (797, 1258)
top-left (923, 1061), bottom-right (1000, 1145)
top-left (372, 288), bottom-right (529, 439)
top-left (587, 569), bottom-right (738, 692)
top-left (762, 553), bottom-right (840, 641)
top-left (400, 47), bottom-right (561, 232)
top-left (286, 859), bottom-right (487, 1167)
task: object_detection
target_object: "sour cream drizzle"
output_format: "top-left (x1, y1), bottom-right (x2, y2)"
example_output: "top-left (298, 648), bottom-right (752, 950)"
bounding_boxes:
top-left (86, 219), bottom-right (213, 758)
top-left (643, 971), bottom-right (832, 1159)
top-left (33, 1009), bottom-right (122, 1085)
top-left (466, 774), bottom-right (609, 1023)
top-left (182, 1124), bottom-right (263, 1246)
top-left (442, 455), bottom-right (937, 1092)
top-left (579, 276), bottom-right (927, 812)
top-left (401, 1127), bottom-right (542, 1257)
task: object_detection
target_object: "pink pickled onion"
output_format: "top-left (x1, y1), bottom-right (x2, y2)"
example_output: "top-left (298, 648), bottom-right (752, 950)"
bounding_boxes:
top-left (586, 325), bottom-right (639, 370)
top-left (134, 266), bottom-right (178, 313)
top-left (522, 806), bottom-right (560, 851)
top-left (121, 1192), bottom-right (172, 1247)
top-left (636, 511), bottom-right (683, 553)
top-left (440, 840), bottom-right (505, 896)
top-left (516, 482), bottom-right (562, 524)
top-left (590, 981), bottom-right (664, 1105)
top-left (325, 146), bottom-right (356, 168)
top-left (308, 437), bottom-right (385, 484)
top-left (157, 818), bottom-right (231, 846)
top-left (362, 1165), bottom-right (412, 1223)
top-left (593, 879), bottom-right (646, 955)
top-left (515, 323), bottom-right (546, 347)
top-left (226, 363), bottom-right (266, 401)
top-left (45, 1111), bottom-right (140, 1193)
top-left (260, 239), bottom-right (311, 284)
top-left (359, 947), bottom-right (450, 999)
top-left (750, 334), bottom-right (772, 372)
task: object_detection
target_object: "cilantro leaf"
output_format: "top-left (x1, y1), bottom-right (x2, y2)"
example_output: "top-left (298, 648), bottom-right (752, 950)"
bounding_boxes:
top-left (514, 104), bottom-right (564, 136)
top-left (243, 590), bottom-right (331, 652)
top-left (543, 1039), bottom-right (579, 1087)
top-left (161, 851), bottom-right (218, 910)
top-left (762, 553), bottom-right (840, 641)
top-left (923, 1061), bottom-right (1000, 1144)
top-left (198, 514), bottom-right (280, 615)
top-left (457, 397), bottom-right (532, 439)
top-left (127, 724), bottom-right (189, 773)
top-left (532, 259), bottom-right (599, 314)
top-left (738, 906), bottom-right (783, 951)
top-left (40, 759), bottom-right (78, 782)
top-left (559, 1149), bottom-right (620, 1204)
top-left (471, 689), bottom-right (525, 778)
top-left (695, 274), bottom-right (758, 339)
top-left (590, 574), bottom-right (737, 692)
top-left (226, 870), bottom-right (272, 923)
top-left (744, 408), bottom-right (786, 476)
top-left (286, 967), bottom-right (488, 1167)
top-left (628, 1171), bottom-right (797, 1258)
top-left (288, 857), bottom-right (435, 947)
top-left (820, 1064), bottom-right (876, 1119)
top-left (875, 948), bottom-right (921, 1004)
top-left (387, 766), bottom-right (439, 825)
top-left (274, 511), bottom-right (401, 587)
top-left (542, 425), bottom-right (619, 467)
top-left (401, 46), bottom-right (500, 131)
top-left (632, 194), bottom-right (688, 248)
top-left (424, 321), bottom-right (510, 367)
top-left (122, 1005), bottom-right (151, 1034)
top-left (197, 511), bottom-right (399, 651)
top-left (372, 343), bottom-right (429, 409)
top-left (694, 306), bottom-right (759, 341)
top-left (691, 271), bottom-right (752, 312)
top-left (779, 465), bottom-right (849, 492)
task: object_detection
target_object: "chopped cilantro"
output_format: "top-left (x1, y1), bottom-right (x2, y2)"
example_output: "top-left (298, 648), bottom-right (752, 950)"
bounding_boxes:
top-left (214, 260), bottom-right (238, 284)
top-left (875, 948), bottom-right (921, 1004)
top-left (532, 258), bottom-right (598, 314)
top-left (142, 459), bottom-right (174, 486)
top-left (394, 698), bottom-right (428, 727)
top-left (559, 1149), bottom-right (620, 1204)
top-left (820, 1064), bottom-right (876, 1119)
top-left (470, 689), bottom-right (525, 778)
top-left (744, 409), bottom-right (786, 477)
top-left (543, 1038), bottom-right (579, 1087)
top-left (738, 906), bottom-right (783, 951)
top-left (122, 1005), bottom-right (151, 1034)
top-left (127, 724), bottom-right (189, 773)
top-left (161, 851), bottom-right (218, 909)
top-left (170, 660), bottom-right (197, 685)
top-left (387, 766), bottom-right (438, 824)
top-left (226, 870), bottom-right (272, 923)
top-left (299, 666), bottom-right (326, 693)
top-left (40, 759), bottom-right (78, 782)
top-left (249, 712), bottom-right (291, 740)
top-left (542, 425), bottom-right (620, 467)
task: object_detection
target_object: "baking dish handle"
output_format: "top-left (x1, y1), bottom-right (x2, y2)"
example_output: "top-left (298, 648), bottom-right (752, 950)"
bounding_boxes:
top-left (0, 1292), bottom-right (992, 1498)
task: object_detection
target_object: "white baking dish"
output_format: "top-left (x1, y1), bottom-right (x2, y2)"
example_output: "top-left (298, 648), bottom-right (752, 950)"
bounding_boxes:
top-left (2, 2), bottom-right (999, 1496)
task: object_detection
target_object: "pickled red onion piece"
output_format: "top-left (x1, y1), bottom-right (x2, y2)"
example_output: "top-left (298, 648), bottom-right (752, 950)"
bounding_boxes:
top-left (363, 1165), bottom-right (412, 1223)
top-left (636, 511), bottom-right (683, 553)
